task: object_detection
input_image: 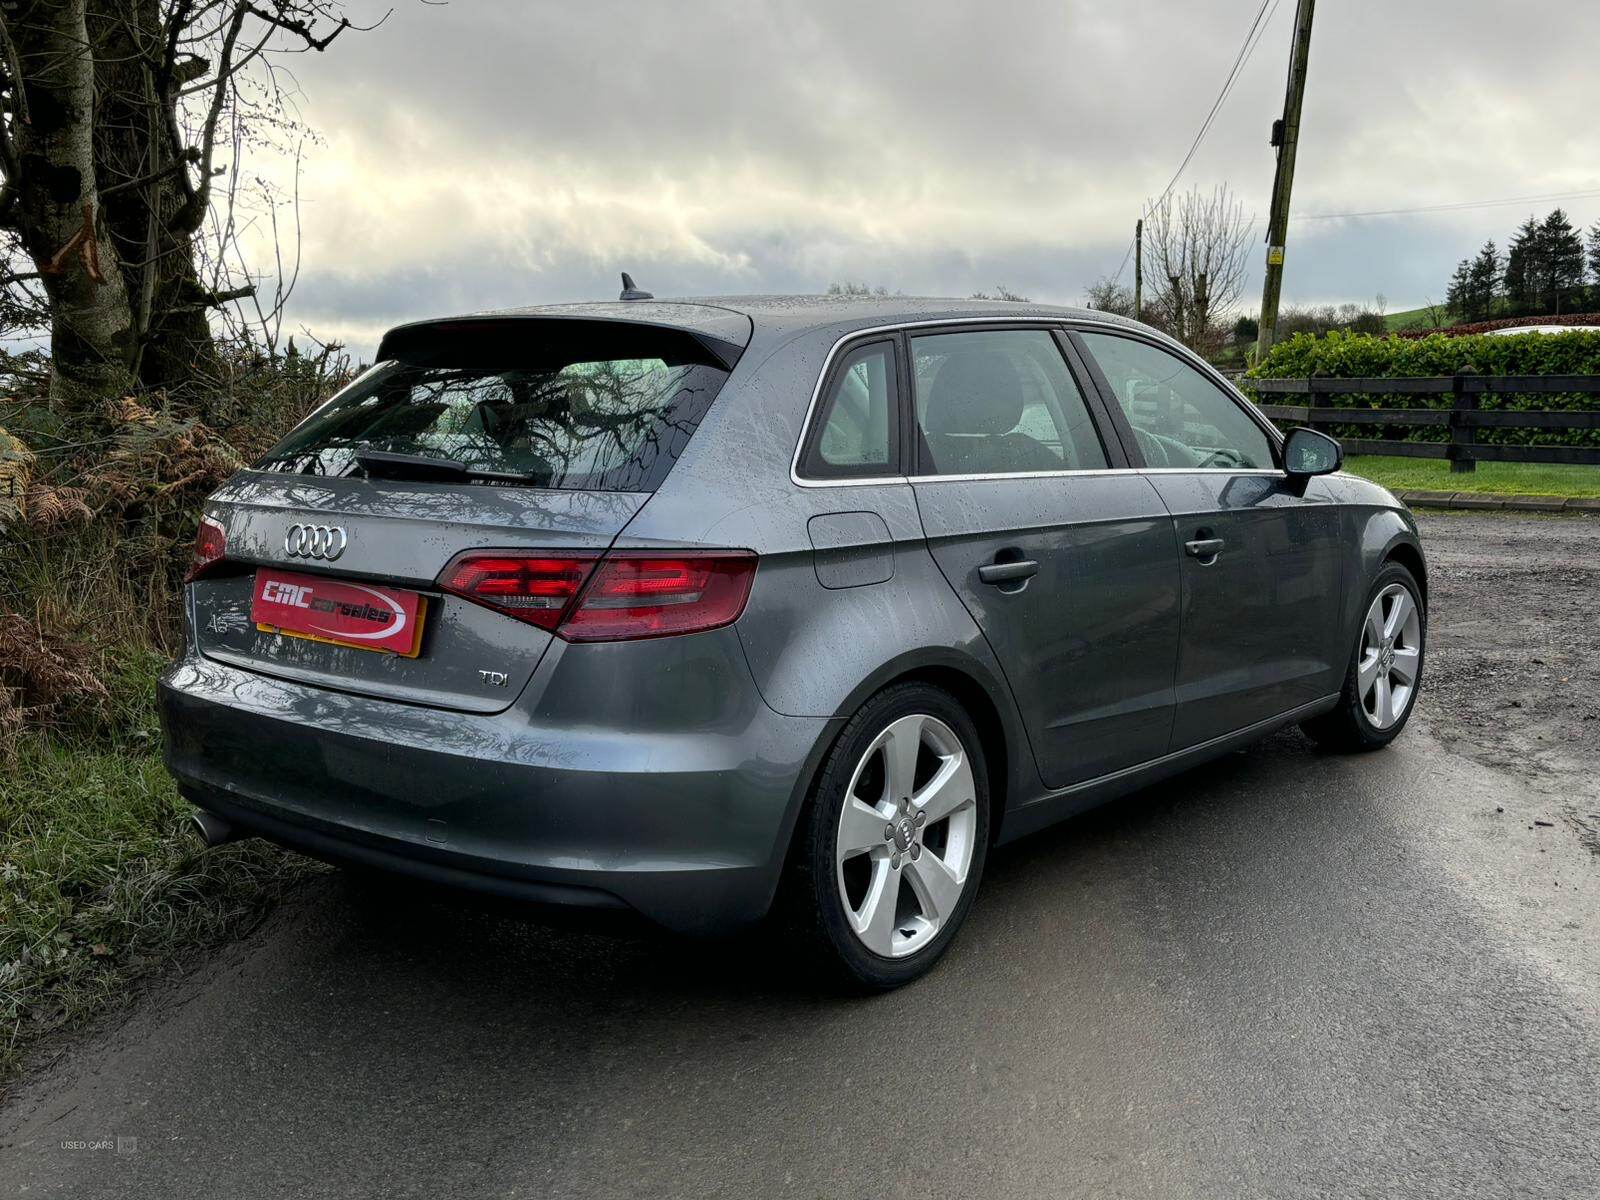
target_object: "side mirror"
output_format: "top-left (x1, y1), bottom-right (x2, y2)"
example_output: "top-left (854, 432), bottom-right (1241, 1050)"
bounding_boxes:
top-left (1284, 427), bottom-right (1343, 478)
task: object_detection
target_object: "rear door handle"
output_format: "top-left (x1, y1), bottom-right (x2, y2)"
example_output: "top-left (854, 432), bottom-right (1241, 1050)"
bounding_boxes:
top-left (978, 559), bottom-right (1039, 585)
top-left (1185, 537), bottom-right (1226, 561)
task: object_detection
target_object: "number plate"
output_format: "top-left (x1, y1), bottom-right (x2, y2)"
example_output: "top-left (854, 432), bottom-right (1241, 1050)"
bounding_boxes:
top-left (251, 569), bottom-right (426, 658)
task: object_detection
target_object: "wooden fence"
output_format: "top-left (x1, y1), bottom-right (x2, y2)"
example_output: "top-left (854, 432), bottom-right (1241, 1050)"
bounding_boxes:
top-left (1249, 375), bottom-right (1600, 472)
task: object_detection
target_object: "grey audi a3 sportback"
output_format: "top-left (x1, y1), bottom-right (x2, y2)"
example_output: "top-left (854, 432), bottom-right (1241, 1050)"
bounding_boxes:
top-left (161, 292), bottom-right (1427, 987)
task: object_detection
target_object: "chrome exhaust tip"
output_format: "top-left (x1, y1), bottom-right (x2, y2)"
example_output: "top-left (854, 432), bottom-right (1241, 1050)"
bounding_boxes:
top-left (189, 809), bottom-right (238, 847)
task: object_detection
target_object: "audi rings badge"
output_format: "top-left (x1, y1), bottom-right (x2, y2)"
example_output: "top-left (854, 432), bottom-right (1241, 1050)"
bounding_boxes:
top-left (284, 523), bottom-right (348, 561)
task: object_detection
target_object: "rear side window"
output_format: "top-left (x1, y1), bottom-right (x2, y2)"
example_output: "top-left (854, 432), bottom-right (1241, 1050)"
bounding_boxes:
top-left (800, 340), bottom-right (898, 479)
top-left (912, 329), bottom-right (1109, 476)
top-left (257, 326), bottom-right (732, 492)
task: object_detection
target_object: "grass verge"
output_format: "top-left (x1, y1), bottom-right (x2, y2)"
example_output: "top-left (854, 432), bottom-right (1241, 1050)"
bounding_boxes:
top-left (1343, 455), bottom-right (1600, 498)
top-left (0, 681), bottom-right (312, 1088)
top-left (2, 354), bottom-right (343, 1093)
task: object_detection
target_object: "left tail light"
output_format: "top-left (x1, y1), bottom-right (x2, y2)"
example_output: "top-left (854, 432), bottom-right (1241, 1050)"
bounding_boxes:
top-left (186, 515), bottom-right (227, 582)
top-left (437, 549), bottom-right (757, 642)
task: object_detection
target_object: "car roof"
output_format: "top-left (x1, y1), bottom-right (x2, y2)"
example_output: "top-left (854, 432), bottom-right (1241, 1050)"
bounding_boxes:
top-left (380, 294), bottom-right (1147, 349)
top-left (671, 294), bottom-right (1143, 336)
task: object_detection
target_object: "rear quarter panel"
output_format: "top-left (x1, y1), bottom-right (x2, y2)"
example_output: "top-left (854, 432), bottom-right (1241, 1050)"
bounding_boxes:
top-left (617, 325), bottom-right (1045, 808)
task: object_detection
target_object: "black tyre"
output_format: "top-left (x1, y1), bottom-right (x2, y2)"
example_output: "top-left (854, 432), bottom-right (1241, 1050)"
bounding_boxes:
top-left (1302, 561), bottom-right (1426, 752)
top-left (783, 682), bottom-right (990, 989)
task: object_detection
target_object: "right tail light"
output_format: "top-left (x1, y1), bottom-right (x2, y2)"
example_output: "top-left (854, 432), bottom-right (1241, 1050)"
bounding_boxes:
top-left (437, 549), bottom-right (757, 642)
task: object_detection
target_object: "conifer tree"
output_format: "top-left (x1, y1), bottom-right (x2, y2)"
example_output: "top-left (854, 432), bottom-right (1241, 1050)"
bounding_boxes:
top-left (1537, 209), bottom-right (1585, 314)
top-left (1503, 215), bottom-right (1540, 315)
top-left (1465, 241), bottom-right (1500, 321)
top-left (1445, 258), bottom-right (1473, 320)
top-left (1587, 221), bottom-right (1600, 306)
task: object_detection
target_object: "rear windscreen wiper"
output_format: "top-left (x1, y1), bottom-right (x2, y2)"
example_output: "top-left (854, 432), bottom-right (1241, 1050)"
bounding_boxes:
top-left (353, 448), bottom-right (532, 484)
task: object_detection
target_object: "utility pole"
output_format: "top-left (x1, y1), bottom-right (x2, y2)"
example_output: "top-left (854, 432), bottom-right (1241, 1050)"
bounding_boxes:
top-left (1256, 0), bottom-right (1316, 362)
top-left (1134, 219), bottom-right (1143, 321)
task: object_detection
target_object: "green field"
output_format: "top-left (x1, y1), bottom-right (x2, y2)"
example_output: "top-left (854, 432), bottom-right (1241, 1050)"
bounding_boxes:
top-left (1344, 455), bottom-right (1600, 497)
top-left (1383, 304), bottom-right (1449, 332)
top-left (1377, 297), bottom-right (1579, 332)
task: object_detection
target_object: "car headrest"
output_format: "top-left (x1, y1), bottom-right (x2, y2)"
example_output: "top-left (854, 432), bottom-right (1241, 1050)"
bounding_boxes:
top-left (922, 352), bottom-right (1024, 436)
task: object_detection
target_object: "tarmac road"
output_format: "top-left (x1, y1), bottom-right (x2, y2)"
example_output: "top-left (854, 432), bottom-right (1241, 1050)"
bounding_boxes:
top-left (4, 514), bottom-right (1598, 1199)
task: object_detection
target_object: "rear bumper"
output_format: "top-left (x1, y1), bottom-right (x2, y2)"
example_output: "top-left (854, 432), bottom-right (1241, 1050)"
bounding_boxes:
top-left (158, 646), bottom-right (834, 934)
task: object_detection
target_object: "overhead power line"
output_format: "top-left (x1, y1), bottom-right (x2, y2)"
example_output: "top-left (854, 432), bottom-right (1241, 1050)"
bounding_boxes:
top-left (1145, 0), bottom-right (1281, 219)
top-left (1110, 234), bottom-right (1137, 286)
top-left (1294, 187), bottom-right (1600, 222)
top-left (1112, 0), bottom-right (1282, 286)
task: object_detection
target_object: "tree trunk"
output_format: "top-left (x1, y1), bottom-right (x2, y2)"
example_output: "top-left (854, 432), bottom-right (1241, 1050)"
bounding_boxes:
top-left (1166, 273), bottom-right (1186, 345)
top-left (10, 0), bottom-right (135, 411)
top-left (1193, 272), bottom-right (1211, 346)
top-left (89, 0), bottom-right (220, 396)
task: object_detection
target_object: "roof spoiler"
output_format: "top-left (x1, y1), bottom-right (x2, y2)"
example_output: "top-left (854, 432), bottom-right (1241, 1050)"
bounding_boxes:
top-left (374, 313), bottom-right (747, 371)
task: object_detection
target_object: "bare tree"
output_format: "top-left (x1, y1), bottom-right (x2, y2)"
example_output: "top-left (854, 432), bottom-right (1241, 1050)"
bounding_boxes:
top-left (0, 2), bottom-right (377, 412)
top-left (1082, 275), bottom-right (1135, 318)
top-left (826, 282), bottom-right (891, 297)
top-left (1143, 184), bottom-right (1254, 353)
top-left (969, 285), bottom-right (1030, 302)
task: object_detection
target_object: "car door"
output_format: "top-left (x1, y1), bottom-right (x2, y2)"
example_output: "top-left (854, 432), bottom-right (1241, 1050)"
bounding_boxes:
top-left (1073, 329), bottom-right (1344, 749)
top-left (908, 325), bottom-right (1181, 790)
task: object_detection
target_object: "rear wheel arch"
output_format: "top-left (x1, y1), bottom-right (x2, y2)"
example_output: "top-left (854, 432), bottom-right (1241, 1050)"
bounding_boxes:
top-left (777, 676), bottom-right (994, 987)
top-left (889, 667), bottom-right (1012, 843)
top-left (814, 656), bottom-right (1018, 846)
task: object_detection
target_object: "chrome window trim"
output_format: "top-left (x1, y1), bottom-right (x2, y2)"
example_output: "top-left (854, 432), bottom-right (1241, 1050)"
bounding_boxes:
top-left (791, 336), bottom-right (903, 486)
top-left (906, 468), bottom-right (1127, 484)
top-left (1132, 467), bottom-right (1287, 477)
top-left (905, 467), bottom-right (1288, 484)
top-left (789, 316), bottom-right (1287, 489)
top-left (796, 473), bottom-right (908, 489)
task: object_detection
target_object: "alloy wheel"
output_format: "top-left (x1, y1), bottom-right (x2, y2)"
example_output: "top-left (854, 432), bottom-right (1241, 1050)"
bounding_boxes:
top-left (834, 713), bottom-right (978, 958)
top-left (1358, 582), bottom-right (1422, 730)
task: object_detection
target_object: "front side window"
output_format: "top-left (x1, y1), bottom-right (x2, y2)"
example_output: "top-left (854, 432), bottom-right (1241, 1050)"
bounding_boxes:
top-left (1077, 332), bottom-right (1275, 470)
top-left (800, 340), bottom-right (898, 479)
top-left (257, 328), bottom-right (731, 492)
top-left (911, 329), bottom-right (1108, 476)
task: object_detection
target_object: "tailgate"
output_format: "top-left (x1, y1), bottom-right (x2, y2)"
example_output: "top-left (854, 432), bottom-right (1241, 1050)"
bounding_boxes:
top-left (191, 474), bottom-right (647, 713)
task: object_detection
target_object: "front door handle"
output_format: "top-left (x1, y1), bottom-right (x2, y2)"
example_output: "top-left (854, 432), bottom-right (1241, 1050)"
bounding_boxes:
top-left (978, 559), bottom-right (1039, 585)
top-left (1185, 537), bottom-right (1226, 562)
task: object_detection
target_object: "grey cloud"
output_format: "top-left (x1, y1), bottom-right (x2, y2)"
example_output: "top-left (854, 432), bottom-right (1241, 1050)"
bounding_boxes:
top-left (259, 0), bottom-right (1600, 346)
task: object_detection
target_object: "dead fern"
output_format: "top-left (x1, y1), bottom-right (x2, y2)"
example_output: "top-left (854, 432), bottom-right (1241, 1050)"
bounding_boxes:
top-left (0, 428), bottom-right (94, 532)
top-left (0, 425), bottom-right (35, 534)
top-left (20, 483), bottom-right (93, 530)
top-left (0, 613), bottom-right (110, 711)
top-left (85, 399), bottom-right (243, 507)
top-left (0, 685), bottom-right (24, 738)
top-left (105, 396), bottom-right (159, 428)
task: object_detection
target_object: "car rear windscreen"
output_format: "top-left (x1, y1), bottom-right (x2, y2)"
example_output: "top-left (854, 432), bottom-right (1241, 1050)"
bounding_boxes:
top-left (256, 322), bottom-right (734, 492)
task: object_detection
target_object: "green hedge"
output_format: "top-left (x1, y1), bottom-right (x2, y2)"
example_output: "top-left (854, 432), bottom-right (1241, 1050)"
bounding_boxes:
top-left (1245, 330), bottom-right (1600, 448)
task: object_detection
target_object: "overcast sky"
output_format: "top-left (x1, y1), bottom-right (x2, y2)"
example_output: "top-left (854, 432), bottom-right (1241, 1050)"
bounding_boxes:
top-left (246, 0), bottom-right (1600, 358)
